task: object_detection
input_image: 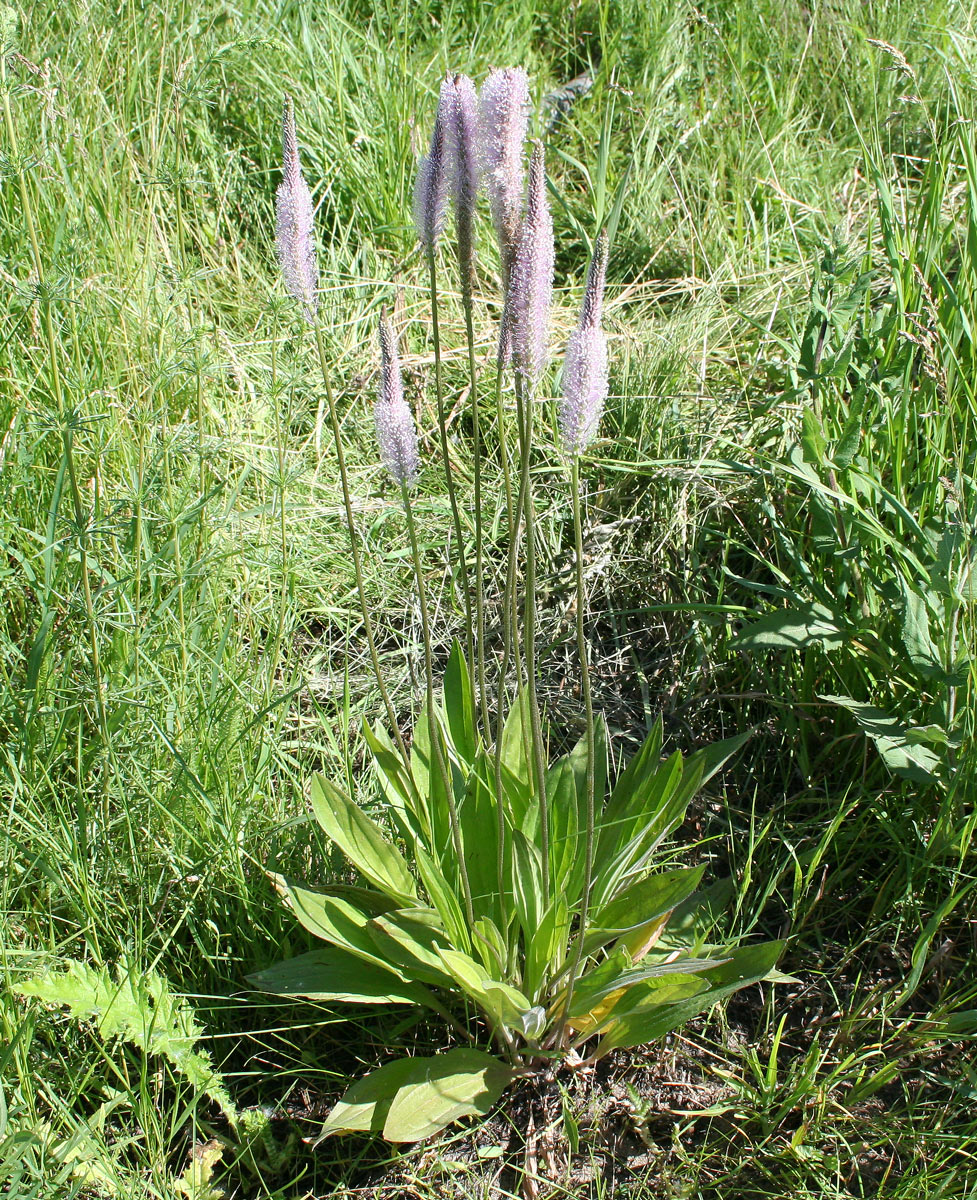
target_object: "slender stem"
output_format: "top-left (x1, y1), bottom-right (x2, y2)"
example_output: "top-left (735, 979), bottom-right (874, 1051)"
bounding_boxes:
top-left (312, 322), bottom-right (411, 769)
top-left (461, 285), bottom-right (490, 739)
top-left (401, 481), bottom-right (476, 929)
top-left (270, 310), bottom-right (289, 694)
top-left (514, 373), bottom-right (550, 900)
top-left (491, 361), bottom-right (523, 915)
top-left (560, 457), bottom-right (596, 1039)
top-left (427, 250), bottom-right (476, 694)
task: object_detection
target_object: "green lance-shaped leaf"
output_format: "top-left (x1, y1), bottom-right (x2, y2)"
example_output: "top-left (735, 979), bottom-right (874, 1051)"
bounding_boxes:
top-left (436, 947), bottom-right (533, 1028)
top-left (414, 844), bottom-right (471, 952)
top-left (510, 827), bottom-right (545, 945)
top-left (366, 909), bottom-right (456, 988)
top-left (310, 775), bottom-right (417, 905)
top-left (362, 717), bottom-right (428, 844)
top-left (594, 940), bottom-right (785, 1056)
top-left (566, 951), bottom-right (728, 1021)
top-left (499, 689), bottom-right (534, 824)
top-left (456, 752), bottom-right (505, 926)
top-left (443, 640), bottom-right (477, 766)
top-left (590, 750), bottom-right (685, 910)
top-left (582, 864), bottom-right (706, 956)
top-left (545, 757), bottom-right (579, 903)
top-left (568, 972), bottom-right (709, 1039)
top-left (319, 1048), bottom-right (513, 1143)
top-left (270, 875), bottom-right (413, 977)
top-left (247, 946), bottom-right (439, 1008)
top-left (526, 894), bottom-right (570, 998)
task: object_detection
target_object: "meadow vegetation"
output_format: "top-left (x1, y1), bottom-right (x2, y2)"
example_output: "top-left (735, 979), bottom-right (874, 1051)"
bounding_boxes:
top-left (1, 0), bottom-right (975, 1196)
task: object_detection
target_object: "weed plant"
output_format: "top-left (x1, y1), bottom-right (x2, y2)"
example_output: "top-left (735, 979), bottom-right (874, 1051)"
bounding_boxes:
top-left (252, 76), bottom-right (787, 1144)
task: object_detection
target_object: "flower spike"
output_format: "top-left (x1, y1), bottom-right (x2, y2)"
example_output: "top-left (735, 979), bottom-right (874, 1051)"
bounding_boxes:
top-left (508, 140), bottom-right (554, 385)
top-left (559, 232), bottom-right (610, 456)
top-left (275, 95), bottom-right (318, 321)
top-left (375, 313), bottom-right (421, 487)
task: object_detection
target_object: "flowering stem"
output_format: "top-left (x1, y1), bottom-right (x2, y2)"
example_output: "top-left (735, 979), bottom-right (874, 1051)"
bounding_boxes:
top-left (514, 373), bottom-right (550, 901)
top-left (494, 362), bottom-right (521, 684)
top-left (460, 285), bottom-right (490, 740)
top-left (270, 309), bottom-right (289, 698)
top-left (312, 321), bottom-right (410, 769)
top-left (427, 250), bottom-right (476, 704)
top-left (559, 456), bottom-right (596, 1039)
top-left (400, 480), bottom-right (476, 931)
top-left (491, 373), bottom-right (531, 912)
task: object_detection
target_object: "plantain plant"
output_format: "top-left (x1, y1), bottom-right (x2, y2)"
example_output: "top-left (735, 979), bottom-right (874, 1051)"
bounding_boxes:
top-left (251, 71), bottom-right (787, 1144)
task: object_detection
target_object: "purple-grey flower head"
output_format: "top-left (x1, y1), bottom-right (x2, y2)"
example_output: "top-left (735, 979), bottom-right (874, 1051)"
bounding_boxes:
top-left (478, 67), bottom-right (530, 282)
top-left (275, 95), bottom-right (318, 321)
top-left (445, 72), bottom-right (479, 287)
top-left (507, 140), bottom-right (554, 386)
top-left (376, 313), bottom-right (420, 487)
top-left (559, 232), bottom-right (610, 456)
top-left (413, 86), bottom-right (450, 252)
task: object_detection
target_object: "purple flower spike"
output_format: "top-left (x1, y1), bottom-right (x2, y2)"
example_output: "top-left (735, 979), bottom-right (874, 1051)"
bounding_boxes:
top-left (413, 85), bottom-right (450, 252)
top-left (508, 141), bottom-right (554, 386)
top-left (479, 67), bottom-right (530, 281)
top-left (559, 232), bottom-right (610, 456)
top-left (446, 73), bottom-right (479, 285)
top-left (275, 95), bottom-right (318, 321)
top-left (376, 314), bottom-right (421, 487)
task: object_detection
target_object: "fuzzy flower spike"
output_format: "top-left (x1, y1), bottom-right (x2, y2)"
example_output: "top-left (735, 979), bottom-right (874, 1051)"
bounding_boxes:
top-left (445, 72), bottom-right (479, 288)
top-left (559, 232), bottom-right (610, 456)
top-left (478, 67), bottom-right (530, 283)
top-left (275, 95), bottom-right (318, 321)
top-left (413, 84), bottom-right (450, 252)
top-left (375, 313), bottom-right (421, 487)
top-left (508, 140), bottom-right (554, 386)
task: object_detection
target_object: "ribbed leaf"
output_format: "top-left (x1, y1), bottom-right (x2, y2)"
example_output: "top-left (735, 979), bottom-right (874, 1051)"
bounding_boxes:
top-left (362, 718), bottom-right (428, 844)
top-left (568, 953), bottom-right (727, 1020)
top-left (510, 828), bottom-right (544, 944)
top-left (569, 973), bottom-right (707, 1038)
top-left (596, 940), bottom-right (785, 1055)
top-left (319, 1056), bottom-right (430, 1139)
top-left (415, 844), bottom-right (470, 952)
top-left (310, 775), bottom-right (417, 905)
top-left (436, 948), bottom-right (532, 1028)
top-left (366, 910), bottom-right (454, 987)
top-left (382, 1049), bottom-right (513, 1142)
top-left (270, 875), bottom-right (406, 976)
top-left (247, 947), bottom-right (436, 1007)
top-left (584, 865), bottom-right (706, 955)
top-left (443, 641), bottom-right (477, 766)
top-left (456, 752), bottom-right (504, 925)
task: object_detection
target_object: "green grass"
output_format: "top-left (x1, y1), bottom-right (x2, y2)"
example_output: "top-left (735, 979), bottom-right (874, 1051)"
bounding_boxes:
top-left (1, 0), bottom-right (975, 1195)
